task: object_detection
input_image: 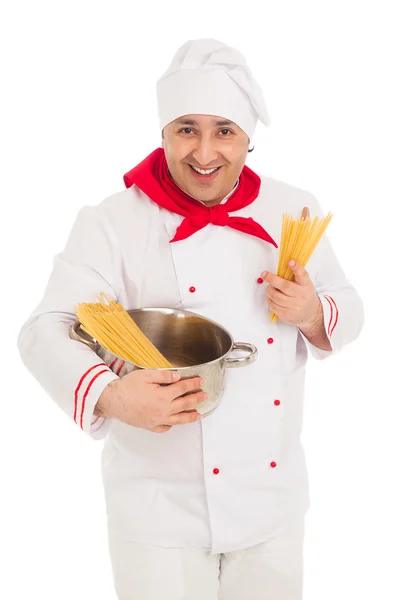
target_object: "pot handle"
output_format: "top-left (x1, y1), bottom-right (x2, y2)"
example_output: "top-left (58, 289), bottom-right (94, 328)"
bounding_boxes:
top-left (69, 321), bottom-right (98, 352)
top-left (224, 342), bottom-right (258, 368)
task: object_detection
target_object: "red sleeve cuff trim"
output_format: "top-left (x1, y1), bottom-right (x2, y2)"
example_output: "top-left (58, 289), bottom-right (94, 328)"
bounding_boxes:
top-left (116, 360), bottom-right (125, 376)
top-left (75, 358), bottom-right (126, 431)
top-left (79, 369), bottom-right (110, 429)
top-left (323, 295), bottom-right (339, 337)
top-left (74, 363), bottom-right (105, 424)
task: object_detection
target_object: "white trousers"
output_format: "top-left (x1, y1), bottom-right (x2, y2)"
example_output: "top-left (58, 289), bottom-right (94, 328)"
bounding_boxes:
top-left (108, 518), bottom-right (304, 600)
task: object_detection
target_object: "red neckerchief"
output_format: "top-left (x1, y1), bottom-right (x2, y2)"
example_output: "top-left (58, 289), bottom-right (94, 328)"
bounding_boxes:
top-left (123, 148), bottom-right (277, 247)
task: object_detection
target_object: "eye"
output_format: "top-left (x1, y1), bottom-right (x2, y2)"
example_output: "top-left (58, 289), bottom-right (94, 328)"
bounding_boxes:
top-left (178, 128), bottom-right (194, 134)
top-left (219, 129), bottom-right (233, 136)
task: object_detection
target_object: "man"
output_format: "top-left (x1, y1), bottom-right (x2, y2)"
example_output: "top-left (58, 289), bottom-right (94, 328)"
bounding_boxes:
top-left (17, 38), bottom-right (364, 599)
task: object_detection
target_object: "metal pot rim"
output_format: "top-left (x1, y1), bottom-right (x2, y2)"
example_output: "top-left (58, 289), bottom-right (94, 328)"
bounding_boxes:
top-left (70, 306), bottom-right (256, 370)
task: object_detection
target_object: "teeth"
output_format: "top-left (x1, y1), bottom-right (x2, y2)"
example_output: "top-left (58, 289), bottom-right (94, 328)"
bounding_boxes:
top-left (191, 165), bottom-right (219, 175)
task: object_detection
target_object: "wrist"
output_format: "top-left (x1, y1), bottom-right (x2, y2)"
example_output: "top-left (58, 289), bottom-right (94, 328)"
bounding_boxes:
top-left (297, 297), bottom-right (332, 351)
top-left (298, 297), bottom-right (323, 335)
top-left (94, 379), bottom-right (118, 419)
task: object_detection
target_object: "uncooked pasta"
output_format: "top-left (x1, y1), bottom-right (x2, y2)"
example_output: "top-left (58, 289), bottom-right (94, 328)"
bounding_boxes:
top-left (270, 208), bottom-right (333, 322)
top-left (75, 294), bottom-right (172, 368)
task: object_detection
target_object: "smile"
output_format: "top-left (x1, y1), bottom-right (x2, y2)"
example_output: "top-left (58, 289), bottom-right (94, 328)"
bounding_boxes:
top-left (189, 165), bottom-right (221, 175)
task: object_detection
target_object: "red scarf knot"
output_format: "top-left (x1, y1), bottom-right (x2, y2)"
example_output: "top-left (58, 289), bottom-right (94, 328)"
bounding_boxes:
top-left (209, 205), bottom-right (230, 226)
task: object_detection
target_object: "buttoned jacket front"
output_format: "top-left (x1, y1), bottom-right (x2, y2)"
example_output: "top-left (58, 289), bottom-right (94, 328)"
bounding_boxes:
top-left (17, 173), bottom-right (364, 553)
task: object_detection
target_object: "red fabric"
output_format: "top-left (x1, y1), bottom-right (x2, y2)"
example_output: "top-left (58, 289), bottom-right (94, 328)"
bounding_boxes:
top-left (80, 369), bottom-right (110, 430)
top-left (324, 295), bottom-right (339, 336)
top-left (123, 148), bottom-right (278, 247)
top-left (74, 363), bottom-right (105, 424)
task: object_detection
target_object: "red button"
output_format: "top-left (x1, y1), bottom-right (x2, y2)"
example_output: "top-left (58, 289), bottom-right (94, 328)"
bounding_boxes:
top-left (274, 400), bottom-right (281, 406)
top-left (213, 468), bottom-right (220, 475)
top-left (267, 338), bottom-right (274, 344)
top-left (189, 286), bottom-right (196, 293)
top-left (257, 277), bottom-right (264, 284)
top-left (270, 462), bottom-right (277, 468)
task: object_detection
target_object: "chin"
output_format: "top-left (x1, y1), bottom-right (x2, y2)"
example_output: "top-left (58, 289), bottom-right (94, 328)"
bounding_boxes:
top-left (184, 182), bottom-right (211, 198)
top-left (190, 189), bottom-right (217, 202)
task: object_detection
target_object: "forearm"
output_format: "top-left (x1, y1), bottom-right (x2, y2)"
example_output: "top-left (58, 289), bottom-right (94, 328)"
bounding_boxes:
top-left (298, 298), bottom-right (332, 351)
top-left (94, 379), bottom-right (119, 419)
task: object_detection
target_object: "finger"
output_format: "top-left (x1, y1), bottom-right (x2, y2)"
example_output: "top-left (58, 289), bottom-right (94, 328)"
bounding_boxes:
top-left (140, 369), bottom-right (181, 385)
top-left (287, 260), bottom-right (310, 286)
top-left (170, 391), bottom-right (208, 415)
top-left (261, 271), bottom-right (297, 296)
top-left (266, 297), bottom-right (289, 320)
top-left (166, 410), bottom-right (201, 426)
top-left (301, 206), bottom-right (310, 219)
top-left (163, 377), bottom-right (204, 401)
top-left (266, 286), bottom-right (292, 308)
top-left (266, 296), bottom-right (283, 313)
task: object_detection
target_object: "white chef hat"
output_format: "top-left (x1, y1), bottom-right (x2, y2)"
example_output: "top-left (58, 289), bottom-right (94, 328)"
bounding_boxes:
top-left (156, 38), bottom-right (270, 141)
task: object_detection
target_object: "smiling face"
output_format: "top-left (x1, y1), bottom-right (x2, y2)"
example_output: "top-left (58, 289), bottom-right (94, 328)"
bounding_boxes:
top-left (162, 114), bottom-right (249, 206)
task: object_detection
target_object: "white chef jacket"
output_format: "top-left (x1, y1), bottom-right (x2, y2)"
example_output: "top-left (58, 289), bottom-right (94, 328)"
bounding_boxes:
top-left (17, 172), bottom-right (364, 554)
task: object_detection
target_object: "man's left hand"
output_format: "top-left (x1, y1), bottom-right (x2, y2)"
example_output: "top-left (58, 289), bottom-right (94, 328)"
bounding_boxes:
top-left (261, 260), bottom-right (321, 327)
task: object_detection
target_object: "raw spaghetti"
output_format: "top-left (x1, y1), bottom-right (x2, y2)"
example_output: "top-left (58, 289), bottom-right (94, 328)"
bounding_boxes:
top-left (270, 208), bottom-right (333, 322)
top-left (75, 293), bottom-right (173, 368)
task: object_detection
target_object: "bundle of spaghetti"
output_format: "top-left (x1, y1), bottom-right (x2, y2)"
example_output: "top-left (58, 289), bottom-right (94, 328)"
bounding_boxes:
top-left (270, 210), bottom-right (333, 322)
top-left (75, 293), bottom-right (173, 368)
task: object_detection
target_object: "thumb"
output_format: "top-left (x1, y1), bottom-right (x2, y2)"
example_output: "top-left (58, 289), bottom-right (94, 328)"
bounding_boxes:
top-left (288, 260), bottom-right (310, 285)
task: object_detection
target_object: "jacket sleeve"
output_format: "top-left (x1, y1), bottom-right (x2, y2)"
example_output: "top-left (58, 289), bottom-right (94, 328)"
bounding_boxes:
top-left (298, 194), bottom-right (365, 360)
top-left (17, 206), bottom-right (121, 440)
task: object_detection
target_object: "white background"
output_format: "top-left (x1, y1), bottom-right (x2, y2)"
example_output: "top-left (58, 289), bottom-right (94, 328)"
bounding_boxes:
top-left (1, 0), bottom-right (399, 598)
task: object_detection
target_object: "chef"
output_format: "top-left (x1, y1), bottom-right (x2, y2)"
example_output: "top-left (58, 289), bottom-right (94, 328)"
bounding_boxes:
top-left (17, 38), bottom-right (364, 599)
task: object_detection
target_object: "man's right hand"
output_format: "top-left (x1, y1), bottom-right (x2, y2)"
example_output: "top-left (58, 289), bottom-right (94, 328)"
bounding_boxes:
top-left (94, 369), bottom-right (206, 433)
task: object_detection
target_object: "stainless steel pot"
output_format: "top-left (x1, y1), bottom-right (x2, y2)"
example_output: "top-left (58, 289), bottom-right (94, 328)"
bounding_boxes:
top-left (70, 307), bottom-right (257, 416)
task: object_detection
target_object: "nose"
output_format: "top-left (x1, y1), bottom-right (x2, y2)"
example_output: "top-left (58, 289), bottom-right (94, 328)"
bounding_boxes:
top-left (191, 135), bottom-right (219, 168)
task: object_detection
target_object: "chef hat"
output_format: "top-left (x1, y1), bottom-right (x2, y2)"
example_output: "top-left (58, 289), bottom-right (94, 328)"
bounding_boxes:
top-left (156, 38), bottom-right (270, 140)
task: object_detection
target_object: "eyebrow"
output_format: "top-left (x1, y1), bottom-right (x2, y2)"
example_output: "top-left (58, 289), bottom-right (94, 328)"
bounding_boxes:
top-left (175, 118), bottom-right (235, 127)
